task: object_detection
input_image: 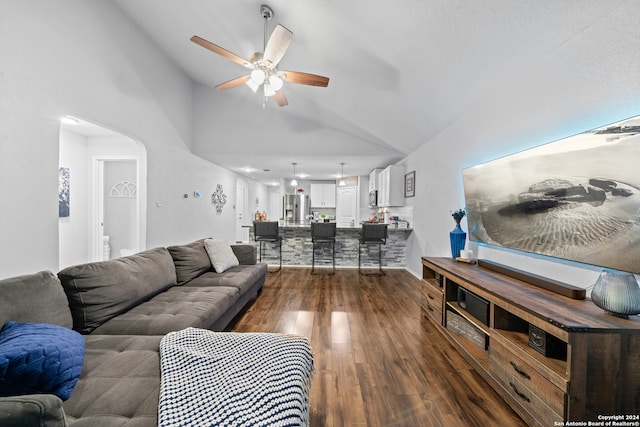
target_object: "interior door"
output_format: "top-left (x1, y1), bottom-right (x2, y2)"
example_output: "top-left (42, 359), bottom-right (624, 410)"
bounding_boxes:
top-left (103, 160), bottom-right (137, 259)
top-left (336, 186), bottom-right (358, 227)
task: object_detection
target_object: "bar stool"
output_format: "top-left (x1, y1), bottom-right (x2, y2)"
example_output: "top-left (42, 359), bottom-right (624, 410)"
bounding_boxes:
top-left (254, 221), bottom-right (282, 272)
top-left (311, 222), bottom-right (337, 274)
top-left (358, 223), bottom-right (388, 275)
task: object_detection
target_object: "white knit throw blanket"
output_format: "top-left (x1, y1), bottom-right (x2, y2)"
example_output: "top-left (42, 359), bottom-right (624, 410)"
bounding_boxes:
top-left (158, 328), bottom-right (313, 427)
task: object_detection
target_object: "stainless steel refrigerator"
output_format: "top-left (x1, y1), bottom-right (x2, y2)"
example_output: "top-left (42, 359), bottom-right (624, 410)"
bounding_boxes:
top-left (283, 194), bottom-right (310, 223)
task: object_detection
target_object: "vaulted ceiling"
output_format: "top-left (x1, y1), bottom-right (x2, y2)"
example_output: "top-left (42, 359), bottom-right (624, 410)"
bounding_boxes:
top-left (111, 0), bottom-right (625, 184)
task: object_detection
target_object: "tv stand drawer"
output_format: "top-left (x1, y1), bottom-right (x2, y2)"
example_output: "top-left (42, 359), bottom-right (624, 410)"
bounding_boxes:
top-left (490, 334), bottom-right (565, 415)
top-left (421, 279), bottom-right (443, 324)
top-left (491, 357), bottom-right (563, 427)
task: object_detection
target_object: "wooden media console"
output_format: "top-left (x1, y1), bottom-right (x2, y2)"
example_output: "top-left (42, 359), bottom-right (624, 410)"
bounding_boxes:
top-left (421, 257), bottom-right (640, 427)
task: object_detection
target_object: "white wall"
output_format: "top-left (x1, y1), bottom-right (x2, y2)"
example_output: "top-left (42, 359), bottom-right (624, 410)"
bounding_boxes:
top-left (0, 1), bottom-right (266, 278)
top-left (402, 1), bottom-right (640, 288)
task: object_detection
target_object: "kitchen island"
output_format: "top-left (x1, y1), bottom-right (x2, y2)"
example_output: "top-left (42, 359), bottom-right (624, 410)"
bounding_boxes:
top-left (247, 222), bottom-right (412, 268)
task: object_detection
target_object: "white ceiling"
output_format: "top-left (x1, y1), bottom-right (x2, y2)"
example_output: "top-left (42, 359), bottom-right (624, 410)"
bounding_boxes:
top-left (106, 0), bottom-right (623, 184)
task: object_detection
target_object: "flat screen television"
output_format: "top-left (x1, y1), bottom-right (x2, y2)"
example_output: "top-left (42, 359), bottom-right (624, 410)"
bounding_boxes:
top-left (462, 114), bottom-right (640, 274)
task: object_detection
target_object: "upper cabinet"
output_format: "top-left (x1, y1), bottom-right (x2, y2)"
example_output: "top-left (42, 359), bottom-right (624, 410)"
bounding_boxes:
top-left (377, 165), bottom-right (405, 207)
top-left (310, 183), bottom-right (336, 208)
top-left (369, 169), bottom-right (382, 192)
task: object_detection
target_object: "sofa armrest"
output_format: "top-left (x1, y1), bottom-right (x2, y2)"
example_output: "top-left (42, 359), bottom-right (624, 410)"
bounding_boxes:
top-left (0, 394), bottom-right (68, 427)
top-left (231, 244), bottom-right (257, 265)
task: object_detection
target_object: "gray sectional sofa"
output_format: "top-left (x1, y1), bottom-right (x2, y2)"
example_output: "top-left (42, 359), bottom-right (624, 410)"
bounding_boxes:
top-left (58, 240), bottom-right (265, 335)
top-left (0, 239), bottom-right (267, 426)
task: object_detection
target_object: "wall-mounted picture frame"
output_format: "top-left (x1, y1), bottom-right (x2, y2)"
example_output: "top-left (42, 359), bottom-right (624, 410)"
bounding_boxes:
top-left (404, 171), bottom-right (415, 198)
top-left (59, 167), bottom-right (70, 217)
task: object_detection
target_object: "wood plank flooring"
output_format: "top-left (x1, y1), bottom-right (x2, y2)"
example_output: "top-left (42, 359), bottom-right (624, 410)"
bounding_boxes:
top-left (230, 268), bottom-right (527, 427)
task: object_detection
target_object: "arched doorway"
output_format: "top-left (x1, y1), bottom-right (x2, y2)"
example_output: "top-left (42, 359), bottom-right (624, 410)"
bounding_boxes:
top-left (58, 116), bottom-right (147, 269)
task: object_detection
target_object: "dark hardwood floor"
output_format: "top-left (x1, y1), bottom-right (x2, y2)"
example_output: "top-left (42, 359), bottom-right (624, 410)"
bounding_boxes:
top-left (231, 268), bottom-right (527, 427)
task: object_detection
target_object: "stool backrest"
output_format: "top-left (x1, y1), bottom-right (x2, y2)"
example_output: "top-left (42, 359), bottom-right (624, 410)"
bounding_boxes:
top-left (254, 221), bottom-right (279, 239)
top-left (311, 222), bottom-right (337, 240)
top-left (361, 223), bottom-right (388, 242)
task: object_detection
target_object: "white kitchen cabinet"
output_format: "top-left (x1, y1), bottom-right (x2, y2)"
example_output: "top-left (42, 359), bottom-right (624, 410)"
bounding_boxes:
top-left (310, 183), bottom-right (336, 208)
top-left (369, 169), bottom-right (382, 192)
top-left (377, 165), bottom-right (404, 207)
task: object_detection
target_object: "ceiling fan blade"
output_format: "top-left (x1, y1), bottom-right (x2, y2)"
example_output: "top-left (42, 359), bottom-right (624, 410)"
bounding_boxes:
top-left (281, 71), bottom-right (329, 87)
top-left (272, 90), bottom-right (289, 107)
top-left (263, 24), bottom-right (292, 68)
top-left (190, 35), bottom-right (253, 68)
top-left (215, 75), bottom-right (251, 90)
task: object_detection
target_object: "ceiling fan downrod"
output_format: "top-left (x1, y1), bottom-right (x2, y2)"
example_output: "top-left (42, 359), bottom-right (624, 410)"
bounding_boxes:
top-left (260, 5), bottom-right (273, 52)
top-left (260, 5), bottom-right (274, 108)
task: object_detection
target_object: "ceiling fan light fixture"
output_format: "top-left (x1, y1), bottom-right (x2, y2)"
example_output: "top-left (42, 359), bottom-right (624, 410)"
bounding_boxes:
top-left (246, 78), bottom-right (260, 93)
top-left (250, 69), bottom-right (265, 84)
top-left (269, 74), bottom-right (283, 91)
top-left (263, 83), bottom-right (276, 97)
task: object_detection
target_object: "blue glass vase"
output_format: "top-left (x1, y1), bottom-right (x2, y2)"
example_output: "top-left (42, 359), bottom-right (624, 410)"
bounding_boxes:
top-left (450, 223), bottom-right (466, 259)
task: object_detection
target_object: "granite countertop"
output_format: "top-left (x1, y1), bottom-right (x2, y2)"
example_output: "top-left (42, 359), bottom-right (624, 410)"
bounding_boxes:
top-left (245, 221), bottom-right (411, 231)
top-left (276, 222), bottom-right (412, 231)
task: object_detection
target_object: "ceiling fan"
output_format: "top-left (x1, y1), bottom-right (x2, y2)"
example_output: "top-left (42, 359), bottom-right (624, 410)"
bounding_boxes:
top-left (190, 4), bottom-right (329, 107)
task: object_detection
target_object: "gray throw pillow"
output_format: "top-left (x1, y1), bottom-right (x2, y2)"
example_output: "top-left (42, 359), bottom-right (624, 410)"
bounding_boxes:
top-left (167, 240), bottom-right (212, 285)
top-left (204, 239), bottom-right (239, 273)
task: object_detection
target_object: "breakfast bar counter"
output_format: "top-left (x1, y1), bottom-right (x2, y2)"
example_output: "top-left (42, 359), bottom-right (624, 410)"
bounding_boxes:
top-left (247, 222), bottom-right (412, 268)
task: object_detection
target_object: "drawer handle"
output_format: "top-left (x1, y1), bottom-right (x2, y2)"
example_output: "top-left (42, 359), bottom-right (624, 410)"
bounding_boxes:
top-left (509, 382), bottom-right (531, 403)
top-left (427, 305), bottom-right (434, 312)
top-left (509, 361), bottom-right (531, 380)
top-left (428, 294), bottom-right (435, 300)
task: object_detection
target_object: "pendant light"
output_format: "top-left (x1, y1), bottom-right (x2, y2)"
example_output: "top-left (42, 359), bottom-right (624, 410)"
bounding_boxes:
top-left (290, 162), bottom-right (298, 186)
top-left (338, 163), bottom-right (346, 186)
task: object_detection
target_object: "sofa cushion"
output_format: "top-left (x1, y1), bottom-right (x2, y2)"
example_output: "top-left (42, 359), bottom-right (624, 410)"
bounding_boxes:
top-left (231, 244), bottom-right (257, 265)
top-left (185, 264), bottom-right (267, 294)
top-left (62, 334), bottom-right (162, 427)
top-left (204, 239), bottom-right (239, 273)
top-left (90, 286), bottom-right (240, 335)
top-left (0, 394), bottom-right (67, 427)
top-left (0, 322), bottom-right (85, 401)
top-left (167, 240), bottom-right (212, 285)
top-left (58, 247), bottom-right (177, 334)
top-left (0, 271), bottom-right (72, 329)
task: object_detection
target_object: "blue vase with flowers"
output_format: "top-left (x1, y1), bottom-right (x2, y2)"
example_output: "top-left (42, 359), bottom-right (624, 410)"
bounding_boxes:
top-left (450, 208), bottom-right (467, 259)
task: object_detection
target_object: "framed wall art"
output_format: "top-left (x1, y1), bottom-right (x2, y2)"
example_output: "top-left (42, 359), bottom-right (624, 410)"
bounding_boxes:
top-left (404, 171), bottom-right (415, 198)
top-left (59, 167), bottom-right (70, 217)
